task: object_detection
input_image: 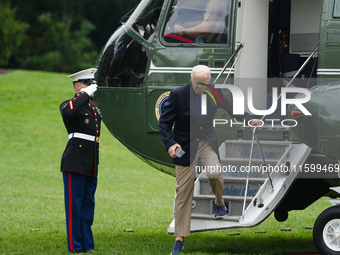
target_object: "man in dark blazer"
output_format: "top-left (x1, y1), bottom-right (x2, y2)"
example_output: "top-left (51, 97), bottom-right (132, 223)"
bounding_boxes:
top-left (60, 68), bottom-right (102, 253)
top-left (159, 65), bottom-right (260, 254)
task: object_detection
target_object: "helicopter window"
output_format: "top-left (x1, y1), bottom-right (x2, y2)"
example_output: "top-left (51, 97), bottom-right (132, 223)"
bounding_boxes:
top-left (163, 0), bottom-right (231, 44)
top-left (100, 31), bottom-right (148, 88)
top-left (127, 0), bottom-right (163, 41)
top-left (334, 0), bottom-right (340, 18)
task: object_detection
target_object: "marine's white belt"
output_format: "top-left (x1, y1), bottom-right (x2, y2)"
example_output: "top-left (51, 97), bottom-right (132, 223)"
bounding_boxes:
top-left (68, 132), bottom-right (100, 142)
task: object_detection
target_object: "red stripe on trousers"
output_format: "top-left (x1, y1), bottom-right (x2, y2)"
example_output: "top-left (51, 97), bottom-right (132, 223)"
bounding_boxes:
top-left (68, 172), bottom-right (74, 252)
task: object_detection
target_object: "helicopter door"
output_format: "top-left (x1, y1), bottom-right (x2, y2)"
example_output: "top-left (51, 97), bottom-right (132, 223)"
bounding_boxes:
top-left (318, 0), bottom-right (340, 83)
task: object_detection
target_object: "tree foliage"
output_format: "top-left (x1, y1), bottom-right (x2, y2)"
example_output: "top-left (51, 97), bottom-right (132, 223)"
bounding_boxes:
top-left (0, 1), bottom-right (28, 66)
top-left (1, 0), bottom-right (140, 73)
top-left (20, 12), bottom-right (98, 73)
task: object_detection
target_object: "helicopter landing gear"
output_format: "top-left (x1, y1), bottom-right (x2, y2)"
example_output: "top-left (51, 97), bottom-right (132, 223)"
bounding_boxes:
top-left (313, 205), bottom-right (340, 255)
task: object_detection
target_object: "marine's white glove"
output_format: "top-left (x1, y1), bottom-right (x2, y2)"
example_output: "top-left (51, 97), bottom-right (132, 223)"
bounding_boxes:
top-left (81, 84), bottom-right (98, 96)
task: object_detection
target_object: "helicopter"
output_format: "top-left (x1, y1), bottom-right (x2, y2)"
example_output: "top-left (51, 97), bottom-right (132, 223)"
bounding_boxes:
top-left (94, 0), bottom-right (340, 254)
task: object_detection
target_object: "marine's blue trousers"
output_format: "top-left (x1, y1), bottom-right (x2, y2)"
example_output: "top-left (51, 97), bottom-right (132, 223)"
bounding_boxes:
top-left (63, 171), bottom-right (97, 253)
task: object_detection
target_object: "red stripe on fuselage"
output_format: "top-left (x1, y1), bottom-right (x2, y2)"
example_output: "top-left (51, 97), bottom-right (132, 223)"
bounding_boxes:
top-left (164, 33), bottom-right (196, 44)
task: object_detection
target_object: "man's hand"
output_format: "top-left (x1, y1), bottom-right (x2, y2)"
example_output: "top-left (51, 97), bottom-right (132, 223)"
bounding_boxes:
top-left (81, 84), bottom-right (98, 96)
top-left (168, 143), bottom-right (181, 158)
top-left (174, 25), bottom-right (185, 36)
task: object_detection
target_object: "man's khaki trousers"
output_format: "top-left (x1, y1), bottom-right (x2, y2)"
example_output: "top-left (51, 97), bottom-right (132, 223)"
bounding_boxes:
top-left (174, 139), bottom-right (224, 237)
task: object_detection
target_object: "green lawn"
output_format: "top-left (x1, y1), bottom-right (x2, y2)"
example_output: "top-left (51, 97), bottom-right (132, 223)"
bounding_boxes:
top-left (0, 70), bottom-right (330, 254)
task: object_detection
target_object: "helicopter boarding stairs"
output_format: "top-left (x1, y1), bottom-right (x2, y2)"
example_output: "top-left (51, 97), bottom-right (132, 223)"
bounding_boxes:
top-left (167, 130), bottom-right (311, 234)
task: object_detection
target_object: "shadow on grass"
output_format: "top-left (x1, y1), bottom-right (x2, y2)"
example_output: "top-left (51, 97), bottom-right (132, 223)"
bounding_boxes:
top-left (95, 229), bottom-right (317, 255)
top-left (0, 227), bottom-right (317, 254)
top-left (187, 234), bottom-right (317, 254)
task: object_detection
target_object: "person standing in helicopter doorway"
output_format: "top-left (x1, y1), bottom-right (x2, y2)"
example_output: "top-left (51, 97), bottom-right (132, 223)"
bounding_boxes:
top-left (60, 68), bottom-right (102, 253)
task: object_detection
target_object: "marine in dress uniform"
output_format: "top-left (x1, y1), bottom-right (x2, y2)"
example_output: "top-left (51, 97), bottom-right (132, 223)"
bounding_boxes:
top-left (60, 68), bottom-right (102, 253)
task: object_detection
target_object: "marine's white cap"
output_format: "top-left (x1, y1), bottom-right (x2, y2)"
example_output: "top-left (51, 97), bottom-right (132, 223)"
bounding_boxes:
top-left (68, 68), bottom-right (97, 82)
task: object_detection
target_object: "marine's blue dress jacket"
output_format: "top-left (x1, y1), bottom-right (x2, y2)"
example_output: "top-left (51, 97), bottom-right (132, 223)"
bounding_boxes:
top-left (60, 91), bottom-right (102, 176)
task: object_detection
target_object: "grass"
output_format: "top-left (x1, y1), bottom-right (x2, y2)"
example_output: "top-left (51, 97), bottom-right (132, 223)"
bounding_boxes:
top-left (0, 69), bottom-right (331, 254)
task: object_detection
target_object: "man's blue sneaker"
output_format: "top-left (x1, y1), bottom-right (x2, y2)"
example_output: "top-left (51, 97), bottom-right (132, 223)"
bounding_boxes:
top-left (170, 239), bottom-right (184, 254)
top-left (214, 204), bottom-right (226, 218)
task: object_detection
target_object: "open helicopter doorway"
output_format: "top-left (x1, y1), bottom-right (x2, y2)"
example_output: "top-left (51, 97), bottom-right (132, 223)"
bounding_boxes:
top-left (267, 0), bottom-right (321, 83)
top-left (265, 0), bottom-right (321, 120)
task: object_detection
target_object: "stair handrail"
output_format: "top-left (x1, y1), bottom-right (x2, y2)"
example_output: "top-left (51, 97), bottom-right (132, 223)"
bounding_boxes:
top-left (241, 45), bottom-right (319, 219)
top-left (278, 44), bottom-right (318, 93)
top-left (254, 131), bottom-right (274, 191)
top-left (213, 42), bottom-right (244, 83)
top-left (259, 45), bottom-right (318, 125)
top-left (241, 127), bottom-right (257, 218)
top-left (241, 127), bottom-right (274, 219)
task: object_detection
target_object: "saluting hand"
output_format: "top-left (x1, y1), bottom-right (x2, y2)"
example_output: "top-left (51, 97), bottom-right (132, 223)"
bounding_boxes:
top-left (81, 84), bottom-right (98, 97)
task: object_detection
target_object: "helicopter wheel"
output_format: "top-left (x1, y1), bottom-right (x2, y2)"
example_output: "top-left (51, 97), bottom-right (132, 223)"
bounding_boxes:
top-left (313, 205), bottom-right (340, 255)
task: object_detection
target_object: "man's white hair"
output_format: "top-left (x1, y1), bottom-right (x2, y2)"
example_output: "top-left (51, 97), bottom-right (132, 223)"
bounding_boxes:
top-left (191, 65), bottom-right (211, 79)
